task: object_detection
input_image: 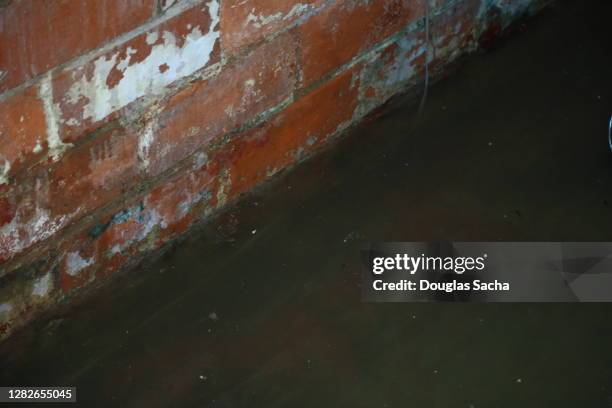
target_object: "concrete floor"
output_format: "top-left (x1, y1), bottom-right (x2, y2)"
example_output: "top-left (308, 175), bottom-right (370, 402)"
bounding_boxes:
top-left (1, 0), bottom-right (611, 406)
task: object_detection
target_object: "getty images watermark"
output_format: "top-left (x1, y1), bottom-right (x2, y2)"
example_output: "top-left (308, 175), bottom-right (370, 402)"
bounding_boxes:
top-left (371, 252), bottom-right (507, 292)
top-left (361, 242), bottom-right (612, 302)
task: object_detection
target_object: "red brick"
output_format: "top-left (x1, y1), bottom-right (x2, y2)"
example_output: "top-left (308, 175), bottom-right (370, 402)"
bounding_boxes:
top-left (430, 0), bottom-right (480, 68)
top-left (145, 167), bottom-right (214, 241)
top-left (0, 123), bottom-right (138, 263)
top-left (295, 0), bottom-right (425, 87)
top-left (0, 197), bottom-right (14, 227)
top-left (0, 86), bottom-right (48, 183)
top-left (215, 65), bottom-right (360, 197)
top-left (59, 247), bottom-right (97, 293)
top-left (47, 123), bottom-right (140, 217)
top-left (54, 154), bottom-right (216, 287)
top-left (221, 0), bottom-right (323, 54)
top-left (146, 32), bottom-right (297, 176)
top-left (53, 3), bottom-right (221, 144)
top-left (0, 0), bottom-right (156, 93)
top-left (359, 29), bottom-right (426, 113)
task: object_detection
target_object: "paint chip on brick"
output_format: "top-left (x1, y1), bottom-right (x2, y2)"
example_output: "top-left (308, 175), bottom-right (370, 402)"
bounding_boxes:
top-left (245, 3), bottom-right (313, 28)
top-left (0, 303), bottom-right (12, 317)
top-left (32, 273), bottom-right (52, 298)
top-left (66, 252), bottom-right (94, 276)
top-left (40, 73), bottom-right (72, 162)
top-left (0, 160), bottom-right (10, 185)
top-left (65, 1), bottom-right (221, 125)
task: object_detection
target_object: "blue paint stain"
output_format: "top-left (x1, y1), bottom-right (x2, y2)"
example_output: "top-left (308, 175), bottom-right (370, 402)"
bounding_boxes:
top-left (88, 202), bottom-right (146, 239)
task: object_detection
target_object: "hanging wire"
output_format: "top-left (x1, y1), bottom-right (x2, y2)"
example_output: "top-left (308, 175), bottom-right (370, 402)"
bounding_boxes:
top-left (608, 114), bottom-right (612, 152)
top-left (417, 0), bottom-right (431, 118)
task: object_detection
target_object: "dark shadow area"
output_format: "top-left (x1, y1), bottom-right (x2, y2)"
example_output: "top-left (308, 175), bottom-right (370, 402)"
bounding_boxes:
top-left (1, 0), bottom-right (611, 406)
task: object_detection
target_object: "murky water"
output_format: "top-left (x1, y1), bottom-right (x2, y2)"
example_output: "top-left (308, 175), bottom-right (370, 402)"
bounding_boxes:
top-left (1, 0), bottom-right (611, 406)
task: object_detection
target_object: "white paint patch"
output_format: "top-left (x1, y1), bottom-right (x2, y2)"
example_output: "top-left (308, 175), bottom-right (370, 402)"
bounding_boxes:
top-left (0, 303), bottom-right (12, 316)
top-left (146, 31), bottom-right (159, 45)
top-left (245, 9), bottom-right (283, 28)
top-left (65, 252), bottom-right (94, 276)
top-left (193, 151), bottom-right (208, 170)
top-left (139, 121), bottom-right (155, 169)
top-left (32, 273), bottom-right (52, 298)
top-left (32, 140), bottom-right (43, 154)
top-left (0, 159), bottom-right (10, 185)
top-left (66, 0), bottom-right (220, 124)
top-left (244, 3), bottom-right (311, 29)
top-left (0, 207), bottom-right (74, 261)
top-left (40, 72), bottom-right (72, 161)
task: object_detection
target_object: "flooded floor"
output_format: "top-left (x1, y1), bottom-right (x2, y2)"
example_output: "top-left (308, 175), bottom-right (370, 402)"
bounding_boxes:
top-left (1, 0), bottom-right (612, 406)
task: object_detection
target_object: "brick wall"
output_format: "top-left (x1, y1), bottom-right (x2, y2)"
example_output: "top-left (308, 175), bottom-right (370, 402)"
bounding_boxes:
top-left (0, 0), bottom-right (548, 339)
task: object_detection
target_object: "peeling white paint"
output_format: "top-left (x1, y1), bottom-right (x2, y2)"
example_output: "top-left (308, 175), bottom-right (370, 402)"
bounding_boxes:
top-left (193, 151), bottom-right (208, 170)
top-left (32, 273), bottom-right (52, 298)
top-left (66, 0), bottom-right (220, 125)
top-left (0, 303), bottom-right (12, 317)
top-left (40, 72), bottom-right (72, 161)
top-left (139, 122), bottom-right (155, 169)
top-left (284, 3), bottom-right (313, 21)
top-left (66, 252), bottom-right (94, 276)
top-left (0, 159), bottom-right (10, 185)
top-left (146, 31), bottom-right (159, 45)
top-left (0, 206), bottom-right (75, 261)
top-left (32, 140), bottom-right (43, 154)
top-left (245, 9), bottom-right (283, 28)
top-left (244, 3), bottom-right (312, 29)
top-left (138, 105), bottom-right (162, 170)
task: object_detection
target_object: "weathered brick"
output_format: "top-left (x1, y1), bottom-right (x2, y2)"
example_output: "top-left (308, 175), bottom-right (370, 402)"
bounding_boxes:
top-left (59, 247), bottom-right (97, 293)
top-left (359, 28), bottom-right (426, 114)
top-left (0, 123), bottom-right (139, 264)
top-left (221, 0), bottom-right (323, 54)
top-left (145, 32), bottom-right (297, 176)
top-left (430, 0), bottom-right (480, 67)
top-left (0, 0), bottom-right (156, 93)
top-left (53, 2), bottom-right (221, 144)
top-left (47, 123), bottom-right (140, 216)
top-left (0, 86), bottom-right (48, 185)
top-left (295, 0), bottom-right (425, 87)
top-left (215, 65), bottom-right (361, 197)
top-left (0, 197), bottom-right (14, 228)
top-left (55, 153), bottom-right (216, 291)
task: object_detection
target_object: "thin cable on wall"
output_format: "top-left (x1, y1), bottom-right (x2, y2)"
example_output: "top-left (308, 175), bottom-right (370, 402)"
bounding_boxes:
top-left (417, 0), bottom-right (432, 118)
top-left (608, 114), bottom-right (612, 153)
